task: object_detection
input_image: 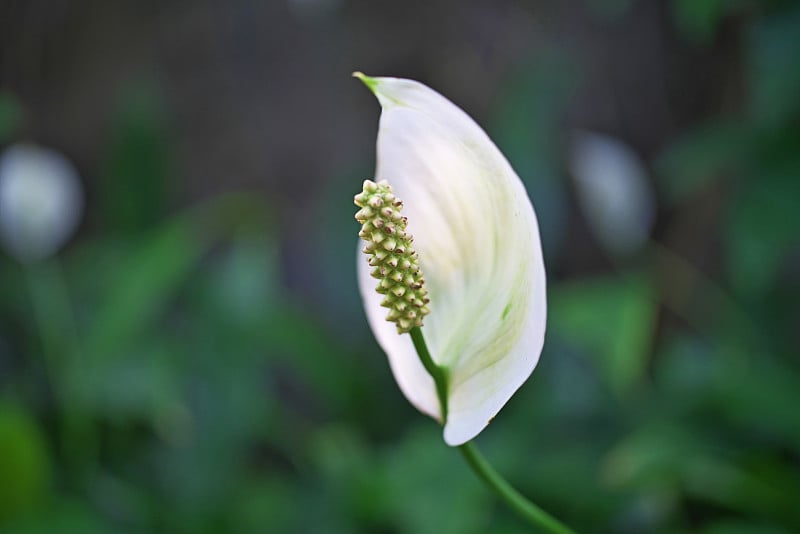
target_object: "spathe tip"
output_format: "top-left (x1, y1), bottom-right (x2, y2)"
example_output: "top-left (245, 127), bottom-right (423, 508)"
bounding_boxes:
top-left (352, 71), bottom-right (379, 94)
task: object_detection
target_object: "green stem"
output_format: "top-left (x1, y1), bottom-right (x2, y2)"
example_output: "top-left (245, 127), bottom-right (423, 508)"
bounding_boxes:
top-left (459, 442), bottom-right (576, 534)
top-left (410, 327), bottom-right (448, 420)
top-left (409, 327), bottom-right (576, 533)
top-left (26, 260), bottom-right (96, 474)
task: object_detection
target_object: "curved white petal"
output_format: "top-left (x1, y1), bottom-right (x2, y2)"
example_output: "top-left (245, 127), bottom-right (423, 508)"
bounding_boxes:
top-left (357, 75), bottom-right (547, 446)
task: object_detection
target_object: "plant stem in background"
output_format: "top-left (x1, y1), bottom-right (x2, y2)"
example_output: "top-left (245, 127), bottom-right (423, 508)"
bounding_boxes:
top-left (26, 260), bottom-right (96, 475)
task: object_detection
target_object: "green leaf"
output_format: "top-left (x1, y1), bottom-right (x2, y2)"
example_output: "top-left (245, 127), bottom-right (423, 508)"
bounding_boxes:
top-left (683, 455), bottom-right (800, 528)
top-left (0, 403), bottom-right (51, 525)
top-left (672, 0), bottom-right (724, 44)
top-left (72, 341), bottom-right (180, 419)
top-left (701, 520), bottom-right (792, 534)
top-left (380, 425), bottom-right (490, 533)
top-left (550, 274), bottom-right (657, 395)
top-left (713, 355), bottom-right (800, 451)
top-left (203, 234), bottom-right (279, 326)
top-left (726, 167), bottom-right (799, 297)
top-left (602, 422), bottom-right (710, 490)
top-left (100, 81), bottom-right (171, 233)
top-left (748, 4), bottom-right (800, 125)
top-left (655, 119), bottom-right (752, 204)
top-left (6, 497), bottom-right (110, 533)
top-left (82, 220), bottom-right (202, 363)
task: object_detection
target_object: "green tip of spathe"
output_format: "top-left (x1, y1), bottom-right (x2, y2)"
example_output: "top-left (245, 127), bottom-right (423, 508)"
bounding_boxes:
top-left (352, 71), bottom-right (379, 94)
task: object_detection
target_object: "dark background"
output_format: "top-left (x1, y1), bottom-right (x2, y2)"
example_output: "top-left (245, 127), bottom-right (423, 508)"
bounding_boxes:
top-left (0, 0), bottom-right (798, 532)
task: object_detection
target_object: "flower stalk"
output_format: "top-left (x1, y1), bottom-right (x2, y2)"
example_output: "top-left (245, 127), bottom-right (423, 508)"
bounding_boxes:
top-left (410, 327), bottom-right (575, 534)
top-left (459, 441), bottom-right (577, 534)
top-left (410, 327), bottom-right (448, 421)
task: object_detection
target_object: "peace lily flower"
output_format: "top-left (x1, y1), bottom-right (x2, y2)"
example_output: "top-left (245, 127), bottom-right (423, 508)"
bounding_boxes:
top-left (354, 73), bottom-right (547, 446)
top-left (0, 144), bottom-right (83, 263)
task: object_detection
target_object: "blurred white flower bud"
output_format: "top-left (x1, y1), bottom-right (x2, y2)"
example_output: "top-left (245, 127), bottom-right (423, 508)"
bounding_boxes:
top-left (569, 131), bottom-right (655, 257)
top-left (0, 144), bottom-right (83, 263)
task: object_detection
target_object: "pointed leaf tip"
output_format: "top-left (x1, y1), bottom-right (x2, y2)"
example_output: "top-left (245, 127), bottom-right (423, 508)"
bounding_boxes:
top-left (352, 71), bottom-right (379, 94)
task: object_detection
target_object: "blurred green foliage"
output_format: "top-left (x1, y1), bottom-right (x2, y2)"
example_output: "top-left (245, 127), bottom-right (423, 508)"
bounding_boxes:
top-left (0, 93), bottom-right (22, 144)
top-left (1, 1), bottom-right (799, 533)
top-left (0, 403), bottom-right (50, 523)
top-left (551, 273), bottom-right (656, 395)
top-left (100, 82), bottom-right (172, 233)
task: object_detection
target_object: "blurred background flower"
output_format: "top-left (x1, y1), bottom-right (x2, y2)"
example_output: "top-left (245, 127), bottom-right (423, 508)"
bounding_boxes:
top-left (569, 130), bottom-right (654, 258)
top-left (0, 1), bottom-right (798, 533)
top-left (0, 144), bottom-right (83, 263)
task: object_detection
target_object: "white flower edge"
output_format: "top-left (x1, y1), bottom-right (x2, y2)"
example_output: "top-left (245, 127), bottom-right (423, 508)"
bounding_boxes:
top-left (355, 74), bottom-right (547, 446)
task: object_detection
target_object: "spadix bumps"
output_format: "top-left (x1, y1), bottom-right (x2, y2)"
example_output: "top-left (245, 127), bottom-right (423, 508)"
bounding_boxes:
top-left (355, 74), bottom-right (547, 446)
top-left (354, 179), bottom-right (430, 333)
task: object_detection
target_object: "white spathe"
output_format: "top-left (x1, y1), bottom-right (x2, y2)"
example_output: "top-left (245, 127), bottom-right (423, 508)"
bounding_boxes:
top-left (355, 74), bottom-right (547, 446)
top-left (0, 144), bottom-right (83, 263)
